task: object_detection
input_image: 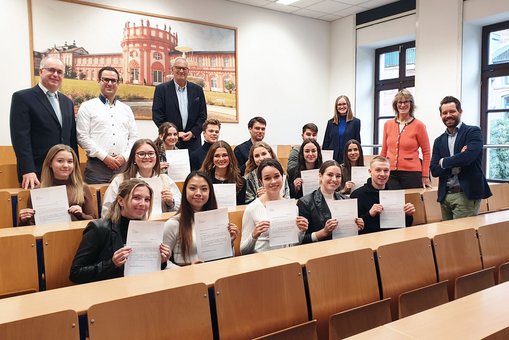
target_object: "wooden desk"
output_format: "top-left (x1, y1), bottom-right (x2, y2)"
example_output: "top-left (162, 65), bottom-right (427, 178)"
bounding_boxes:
top-left (0, 252), bottom-right (295, 323)
top-left (351, 282), bottom-right (509, 339)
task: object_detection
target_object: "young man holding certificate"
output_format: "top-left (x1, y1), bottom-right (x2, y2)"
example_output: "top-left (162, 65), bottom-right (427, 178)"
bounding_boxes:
top-left (350, 156), bottom-right (415, 234)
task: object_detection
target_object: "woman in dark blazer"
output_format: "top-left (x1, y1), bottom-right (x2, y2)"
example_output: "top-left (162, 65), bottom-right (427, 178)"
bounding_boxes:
top-left (322, 95), bottom-right (361, 163)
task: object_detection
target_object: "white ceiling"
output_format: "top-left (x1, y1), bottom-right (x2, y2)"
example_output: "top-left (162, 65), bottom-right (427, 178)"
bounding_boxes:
top-left (225, 0), bottom-right (399, 22)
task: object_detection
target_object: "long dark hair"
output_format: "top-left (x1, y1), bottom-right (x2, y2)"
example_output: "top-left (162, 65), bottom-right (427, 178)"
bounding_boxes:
top-left (341, 139), bottom-right (364, 185)
top-left (178, 171), bottom-right (218, 263)
top-left (200, 140), bottom-right (244, 192)
top-left (295, 139), bottom-right (323, 178)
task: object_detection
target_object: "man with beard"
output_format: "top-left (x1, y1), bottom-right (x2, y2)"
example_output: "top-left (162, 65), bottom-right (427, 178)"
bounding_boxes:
top-left (430, 96), bottom-right (491, 220)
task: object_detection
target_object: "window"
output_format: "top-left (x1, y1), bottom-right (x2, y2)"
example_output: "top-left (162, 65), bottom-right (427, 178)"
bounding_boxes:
top-left (153, 52), bottom-right (162, 60)
top-left (374, 41), bottom-right (415, 152)
top-left (481, 21), bottom-right (509, 182)
top-left (153, 70), bottom-right (162, 84)
top-left (211, 57), bottom-right (217, 67)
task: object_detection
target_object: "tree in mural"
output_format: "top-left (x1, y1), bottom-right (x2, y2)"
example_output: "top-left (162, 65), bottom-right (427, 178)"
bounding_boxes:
top-left (488, 115), bottom-right (509, 180)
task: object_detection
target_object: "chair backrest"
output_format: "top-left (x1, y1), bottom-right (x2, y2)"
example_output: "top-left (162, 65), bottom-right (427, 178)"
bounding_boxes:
top-left (328, 298), bottom-right (392, 340)
top-left (499, 262), bottom-right (509, 284)
top-left (214, 262), bottom-right (307, 340)
top-left (454, 267), bottom-right (496, 299)
top-left (0, 191), bottom-right (13, 228)
top-left (0, 309), bottom-right (79, 340)
top-left (376, 237), bottom-right (437, 319)
top-left (422, 190), bottom-right (442, 223)
top-left (433, 228), bottom-right (483, 299)
top-left (482, 326), bottom-right (509, 340)
top-left (0, 234), bottom-right (39, 297)
top-left (42, 229), bottom-right (85, 290)
top-left (16, 190), bottom-right (31, 225)
top-left (306, 248), bottom-right (379, 339)
top-left (405, 192), bottom-right (426, 225)
top-left (229, 209), bottom-right (244, 256)
top-left (88, 283), bottom-right (212, 339)
top-left (0, 164), bottom-right (19, 189)
top-left (398, 280), bottom-right (449, 318)
top-left (478, 221), bottom-right (509, 282)
top-left (487, 183), bottom-right (509, 211)
top-left (253, 320), bottom-right (318, 340)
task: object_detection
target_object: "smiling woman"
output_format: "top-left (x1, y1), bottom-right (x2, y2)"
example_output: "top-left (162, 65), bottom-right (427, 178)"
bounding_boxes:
top-left (18, 144), bottom-right (96, 225)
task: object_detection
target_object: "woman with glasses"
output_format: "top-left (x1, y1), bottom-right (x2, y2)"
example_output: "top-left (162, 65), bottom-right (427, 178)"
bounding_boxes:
top-left (323, 95), bottom-right (361, 164)
top-left (19, 144), bottom-right (96, 225)
top-left (101, 139), bottom-right (181, 217)
top-left (154, 122), bottom-right (179, 174)
top-left (380, 89), bottom-right (431, 189)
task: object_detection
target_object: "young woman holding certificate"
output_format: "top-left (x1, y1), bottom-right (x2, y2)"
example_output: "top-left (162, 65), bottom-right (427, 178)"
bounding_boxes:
top-left (240, 159), bottom-right (309, 254)
top-left (244, 141), bottom-right (290, 204)
top-left (70, 179), bottom-right (170, 284)
top-left (163, 171), bottom-right (240, 266)
top-left (288, 139), bottom-right (323, 199)
top-left (340, 139), bottom-right (365, 195)
top-left (18, 144), bottom-right (96, 225)
top-left (154, 122), bottom-right (179, 174)
top-left (201, 140), bottom-right (247, 206)
top-left (101, 139), bottom-right (181, 217)
top-left (297, 160), bottom-right (364, 244)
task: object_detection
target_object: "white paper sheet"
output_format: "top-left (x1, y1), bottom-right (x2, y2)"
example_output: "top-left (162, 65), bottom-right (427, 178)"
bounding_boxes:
top-left (330, 199), bottom-right (359, 239)
top-left (213, 183), bottom-right (237, 209)
top-left (301, 169), bottom-right (320, 196)
top-left (351, 166), bottom-right (370, 192)
top-left (137, 177), bottom-right (162, 217)
top-left (321, 150), bottom-right (334, 161)
top-left (124, 221), bottom-right (164, 277)
top-left (266, 200), bottom-right (299, 247)
top-left (165, 149), bottom-right (190, 182)
top-left (194, 208), bottom-right (233, 262)
top-left (379, 190), bottom-right (406, 229)
top-left (31, 185), bottom-right (71, 226)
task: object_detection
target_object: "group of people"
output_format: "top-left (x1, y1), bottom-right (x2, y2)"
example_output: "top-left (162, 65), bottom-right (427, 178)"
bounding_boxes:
top-left (9, 56), bottom-right (492, 285)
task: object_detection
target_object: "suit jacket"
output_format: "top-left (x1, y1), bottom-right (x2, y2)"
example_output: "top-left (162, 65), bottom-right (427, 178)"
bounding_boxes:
top-left (10, 85), bottom-right (78, 181)
top-left (430, 123), bottom-right (492, 203)
top-left (152, 80), bottom-right (207, 151)
top-left (322, 117), bottom-right (361, 163)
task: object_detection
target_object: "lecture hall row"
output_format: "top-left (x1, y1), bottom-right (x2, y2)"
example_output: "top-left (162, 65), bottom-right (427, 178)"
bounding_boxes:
top-left (2, 201), bottom-right (509, 338)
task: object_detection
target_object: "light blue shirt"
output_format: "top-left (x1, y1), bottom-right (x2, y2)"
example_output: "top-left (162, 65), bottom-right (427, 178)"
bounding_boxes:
top-left (174, 80), bottom-right (188, 129)
top-left (441, 122), bottom-right (463, 188)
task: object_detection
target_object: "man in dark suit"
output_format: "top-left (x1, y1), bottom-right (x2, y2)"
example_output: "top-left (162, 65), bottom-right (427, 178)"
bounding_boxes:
top-left (430, 96), bottom-right (492, 220)
top-left (152, 57), bottom-right (207, 151)
top-left (10, 57), bottom-right (78, 189)
top-left (234, 116), bottom-right (266, 175)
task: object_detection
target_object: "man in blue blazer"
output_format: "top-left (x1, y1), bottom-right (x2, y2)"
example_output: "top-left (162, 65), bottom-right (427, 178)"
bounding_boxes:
top-left (152, 57), bottom-right (207, 151)
top-left (430, 96), bottom-right (492, 220)
top-left (10, 57), bottom-right (78, 189)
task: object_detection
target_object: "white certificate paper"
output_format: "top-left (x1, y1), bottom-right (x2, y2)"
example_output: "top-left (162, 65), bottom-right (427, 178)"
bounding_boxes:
top-left (266, 200), bottom-right (299, 247)
top-left (379, 190), bottom-right (406, 229)
top-left (301, 169), bottom-right (320, 196)
top-left (213, 183), bottom-right (237, 209)
top-left (31, 185), bottom-right (71, 226)
top-left (124, 221), bottom-right (164, 277)
top-left (321, 150), bottom-right (334, 161)
top-left (136, 177), bottom-right (162, 216)
top-left (194, 208), bottom-right (233, 262)
top-left (330, 199), bottom-right (359, 239)
top-left (351, 166), bottom-right (370, 191)
top-left (165, 149), bottom-right (190, 182)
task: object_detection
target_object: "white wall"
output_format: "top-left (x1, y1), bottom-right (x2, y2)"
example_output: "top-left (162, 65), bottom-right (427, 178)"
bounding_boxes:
top-left (1, 0), bottom-right (330, 146)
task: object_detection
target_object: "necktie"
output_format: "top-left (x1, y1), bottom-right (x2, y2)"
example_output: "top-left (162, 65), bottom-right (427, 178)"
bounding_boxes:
top-left (47, 91), bottom-right (63, 126)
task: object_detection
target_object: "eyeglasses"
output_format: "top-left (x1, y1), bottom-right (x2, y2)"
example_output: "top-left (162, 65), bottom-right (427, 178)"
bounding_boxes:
top-left (101, 77), bottom-right (118, 84)
top-left (42, 68), bottom-right (64, 76)
top-left (173, 66), bottom-right (189, 72)
top-left (337, 103), bottom-right (348, 106)
top-left (135, 151), bottom-right (156, 158)
top-left (397, 100), bottom-right (410, 105)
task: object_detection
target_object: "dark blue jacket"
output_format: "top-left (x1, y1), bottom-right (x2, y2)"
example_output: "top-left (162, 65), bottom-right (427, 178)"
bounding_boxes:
top-left (322, 117), bottom-right (361, 163)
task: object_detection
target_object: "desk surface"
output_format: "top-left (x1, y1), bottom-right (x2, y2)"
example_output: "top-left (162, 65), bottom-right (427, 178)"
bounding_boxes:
top-left (0, 252), bottom-right (295, 323)
top-left (351, 282), bottom-right (509, 339)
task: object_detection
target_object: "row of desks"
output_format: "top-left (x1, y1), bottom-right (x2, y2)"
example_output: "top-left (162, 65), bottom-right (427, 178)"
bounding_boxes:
top-left (1, 209), bottom-right (509, 329)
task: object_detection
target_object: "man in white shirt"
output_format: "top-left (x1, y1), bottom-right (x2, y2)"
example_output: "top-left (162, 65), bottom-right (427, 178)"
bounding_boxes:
top-left (77, 66), bottom-right (139, 183)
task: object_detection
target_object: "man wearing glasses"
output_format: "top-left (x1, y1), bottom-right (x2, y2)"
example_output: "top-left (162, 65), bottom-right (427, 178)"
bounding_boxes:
top-left (77, 66), bottom-right (139, 184)
top-left (152, 57), bottom-right (207, 151)
top-left (10, 57), bottom-right (79, 189)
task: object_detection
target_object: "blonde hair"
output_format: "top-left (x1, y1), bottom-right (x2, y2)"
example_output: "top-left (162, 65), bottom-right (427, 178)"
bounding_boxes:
top-left (245, 141), bottom-right (277, 174)
top-left (332, 95), bottom-right (354, 124)
top-left (40, 144), bottom-right (85, 204)
top-left (105, 179), bottom-right (153, 224)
